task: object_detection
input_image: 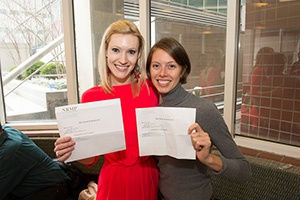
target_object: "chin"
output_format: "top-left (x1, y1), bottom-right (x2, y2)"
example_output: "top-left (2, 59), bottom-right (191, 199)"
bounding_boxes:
top-left (157, 88), bottom-right (171, 94)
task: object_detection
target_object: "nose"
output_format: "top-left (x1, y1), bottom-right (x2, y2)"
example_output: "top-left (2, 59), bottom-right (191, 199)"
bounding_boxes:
top-left (119, 52), bottom-right (127, 64)
top-left (158, 67), bottom-right (167, 77)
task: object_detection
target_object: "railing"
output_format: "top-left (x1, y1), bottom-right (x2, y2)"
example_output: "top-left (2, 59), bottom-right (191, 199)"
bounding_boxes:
top-left (3, 34), bottom-right (64, 86)
top-left (3, 34), bottom-right (64, 96)
top-left (186, 82), bottom-right (243, 112)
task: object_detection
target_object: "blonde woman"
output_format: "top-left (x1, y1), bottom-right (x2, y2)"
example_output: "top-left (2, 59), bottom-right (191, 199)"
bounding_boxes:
top-left (54, 20), bottom-right (159, 200)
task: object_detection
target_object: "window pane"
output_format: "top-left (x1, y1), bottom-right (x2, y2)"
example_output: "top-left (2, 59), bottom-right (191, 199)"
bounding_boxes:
top-left (189, 0), bottom-right (204, 8)
top-left (205, 0), bottom-right (217, 12)
top-left (237, 0), bottom-right (300, 147)
top-left (219, 0), bottom-right (227, 14)
top-left (151, 0), bottom-right (227, 112)
top-left (0, 0), bottom-right (67, 123)
top-left (170, 0), bottom-right (187, 5)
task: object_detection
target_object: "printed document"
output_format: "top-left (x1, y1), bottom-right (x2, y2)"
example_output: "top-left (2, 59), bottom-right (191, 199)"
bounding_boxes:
top-left (55, 99), bottom-right (125, 162)
top-left (136, 107), bottom-right (196, 160)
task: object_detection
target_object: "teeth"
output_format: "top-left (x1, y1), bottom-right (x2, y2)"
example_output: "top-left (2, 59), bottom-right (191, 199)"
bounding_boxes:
top-left (116, 65), bottom-right (127, 70)
top-left (158, 80), bottom-right (170, 84)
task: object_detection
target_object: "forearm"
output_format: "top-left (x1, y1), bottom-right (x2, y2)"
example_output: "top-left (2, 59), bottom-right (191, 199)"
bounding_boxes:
top-left (78, 157), bottom-right (97, 166)
top-left (199, 153), bottom-right (223, 172)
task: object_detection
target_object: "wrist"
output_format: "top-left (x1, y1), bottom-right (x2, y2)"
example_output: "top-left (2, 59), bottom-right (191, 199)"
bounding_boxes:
top-left (203, 154), bottom-right (214, 166)
top-left (203, 154), bottom-right (223, 172)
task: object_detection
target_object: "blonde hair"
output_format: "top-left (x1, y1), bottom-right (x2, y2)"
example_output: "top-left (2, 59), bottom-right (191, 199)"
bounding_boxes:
top-left (98, 20), bottom-right (146, 96)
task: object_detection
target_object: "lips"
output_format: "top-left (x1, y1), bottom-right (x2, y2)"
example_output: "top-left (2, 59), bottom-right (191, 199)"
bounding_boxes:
top-left (115, 64), bottom-right (129, 71)
top-left (157, 79), bottom-right (171, 86)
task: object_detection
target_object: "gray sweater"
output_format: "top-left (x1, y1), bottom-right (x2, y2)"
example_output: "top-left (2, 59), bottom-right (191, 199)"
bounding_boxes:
top-left (156, 83), bottom-right (252, 200)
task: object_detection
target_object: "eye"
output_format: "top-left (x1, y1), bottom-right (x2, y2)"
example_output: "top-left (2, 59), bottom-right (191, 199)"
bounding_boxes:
top-left (128, 50), bottom-right (136, 54)
top-left (112, 48), bottom-right (119, 53)
top-left (152, 64), bottom-right (159, 68)
top-left (168, 64), bottom-right (176, 69)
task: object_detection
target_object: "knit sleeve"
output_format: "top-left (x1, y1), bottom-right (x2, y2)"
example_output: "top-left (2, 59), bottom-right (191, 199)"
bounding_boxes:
top-left (196, 100), bottom-right (252, 182)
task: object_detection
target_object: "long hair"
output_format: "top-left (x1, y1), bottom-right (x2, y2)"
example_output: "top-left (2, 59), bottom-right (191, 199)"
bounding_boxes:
top-left (98, 20), bottom-right (146, 96)
top-left (146, 37), bottom-right (191, 84)
top-left (254, 47), bottom-right (274, 68)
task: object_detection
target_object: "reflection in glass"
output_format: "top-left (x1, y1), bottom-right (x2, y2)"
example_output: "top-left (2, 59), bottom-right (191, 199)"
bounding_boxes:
top-left (238, 0), bottom-right (300, 147)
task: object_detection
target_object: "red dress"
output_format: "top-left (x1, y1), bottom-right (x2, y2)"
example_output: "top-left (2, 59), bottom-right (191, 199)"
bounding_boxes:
top-left (81, 81), bottom-right (159, 200)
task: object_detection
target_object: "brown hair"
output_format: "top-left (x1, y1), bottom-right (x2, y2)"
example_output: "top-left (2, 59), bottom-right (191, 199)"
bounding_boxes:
top-left (146, 37), bottom-right (191, 84)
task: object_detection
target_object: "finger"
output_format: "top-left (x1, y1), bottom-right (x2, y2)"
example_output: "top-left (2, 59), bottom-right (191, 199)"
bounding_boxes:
top-left (54, 136), bottom-right (72, 146)
top-left (190, 132), bottom-right (200, 140)
top-left (59, 152), bottom-right (72, 162)
top-left (191, 134), bottom-right (202, 147)
top-left (188, 123), bottom-right (205, 135)
top-left (194, 141), bottom-right (204, 151)
top-left (54, 139), bottom-right (75, 152)
top-left (55, 145), bottom-right (75, 158)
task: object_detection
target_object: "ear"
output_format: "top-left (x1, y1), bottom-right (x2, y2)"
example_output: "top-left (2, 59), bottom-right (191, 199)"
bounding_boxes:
top-left (180, 67), bottom-right (186, 77)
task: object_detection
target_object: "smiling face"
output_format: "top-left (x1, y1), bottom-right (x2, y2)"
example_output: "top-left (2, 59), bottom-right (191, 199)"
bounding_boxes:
top-left (150, 48), bottom-right (183, 94)
top-left (106, 33), bottom-right (140, 86)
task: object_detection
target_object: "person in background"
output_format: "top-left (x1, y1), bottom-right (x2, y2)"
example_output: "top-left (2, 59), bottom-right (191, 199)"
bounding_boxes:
top-left (54, 20), bottom-right (159, 200)
top-left (199, 50), bottom-right (225, 101)
top-left (0, 121), bottom-right (70, 200)
top-left (146, 37), bottom-right (252, 200)
top-left (291, 50), bottom-right (300, 75)
top-left (249, 47), bottom-right (285, 131)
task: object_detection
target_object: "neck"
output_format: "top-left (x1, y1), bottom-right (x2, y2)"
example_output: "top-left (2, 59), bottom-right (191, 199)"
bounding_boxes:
top-left (110, 75), bottom-right (132, 86)
top-left (160, 83), bottom-right (189, 106)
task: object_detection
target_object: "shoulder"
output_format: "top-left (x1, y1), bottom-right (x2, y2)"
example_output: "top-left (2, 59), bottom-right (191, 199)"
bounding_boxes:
top-left (135, 79), bottom-right (159, 106)
top-left (193, 99), bottom-right (229, 137)
top-left (81, 86), bottom-right (107, 103)
top-left (82, 86), bottom-right (104, 96)
top-left (0, 127), bottom-right (23, 157)
top-left (252, 67), bottom-right (262, 74)
top-left (196, 97), bottom-right (217, 112)
top-left (183, 93), bottom-right (218, 113)
top-left (192, 97), bottom-right (221, 121)
top-left (2, 126), bottom-right (23, 142)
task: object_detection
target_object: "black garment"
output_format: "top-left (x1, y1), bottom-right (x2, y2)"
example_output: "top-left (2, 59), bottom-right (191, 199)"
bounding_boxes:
top-left (0, 126), bottom-right (69, 200)
top-left (4, 180), bottom-right (73, 200)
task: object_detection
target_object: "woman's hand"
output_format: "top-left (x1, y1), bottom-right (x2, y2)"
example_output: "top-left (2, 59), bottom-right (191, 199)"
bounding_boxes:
top-left (54, 136), bottom-right (75, 162)
top-left (188, 123), bottom-right (211, 163)
top-left (188, 123), bottom-right (223, 172)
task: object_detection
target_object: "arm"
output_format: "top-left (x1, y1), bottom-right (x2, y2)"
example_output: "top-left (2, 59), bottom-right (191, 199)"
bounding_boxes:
top-left (0, 159), bottom-right (28, 199)
top-left (188, 123), bottom-right (223, 172)
top-left (196, 101), bottom-right (252, 182)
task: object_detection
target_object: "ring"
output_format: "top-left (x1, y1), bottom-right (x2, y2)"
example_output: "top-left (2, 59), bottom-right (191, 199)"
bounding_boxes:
top-left (197, 132), bottom-right (201, 137)
top-left (56, 151), bottom-right (59, 157)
